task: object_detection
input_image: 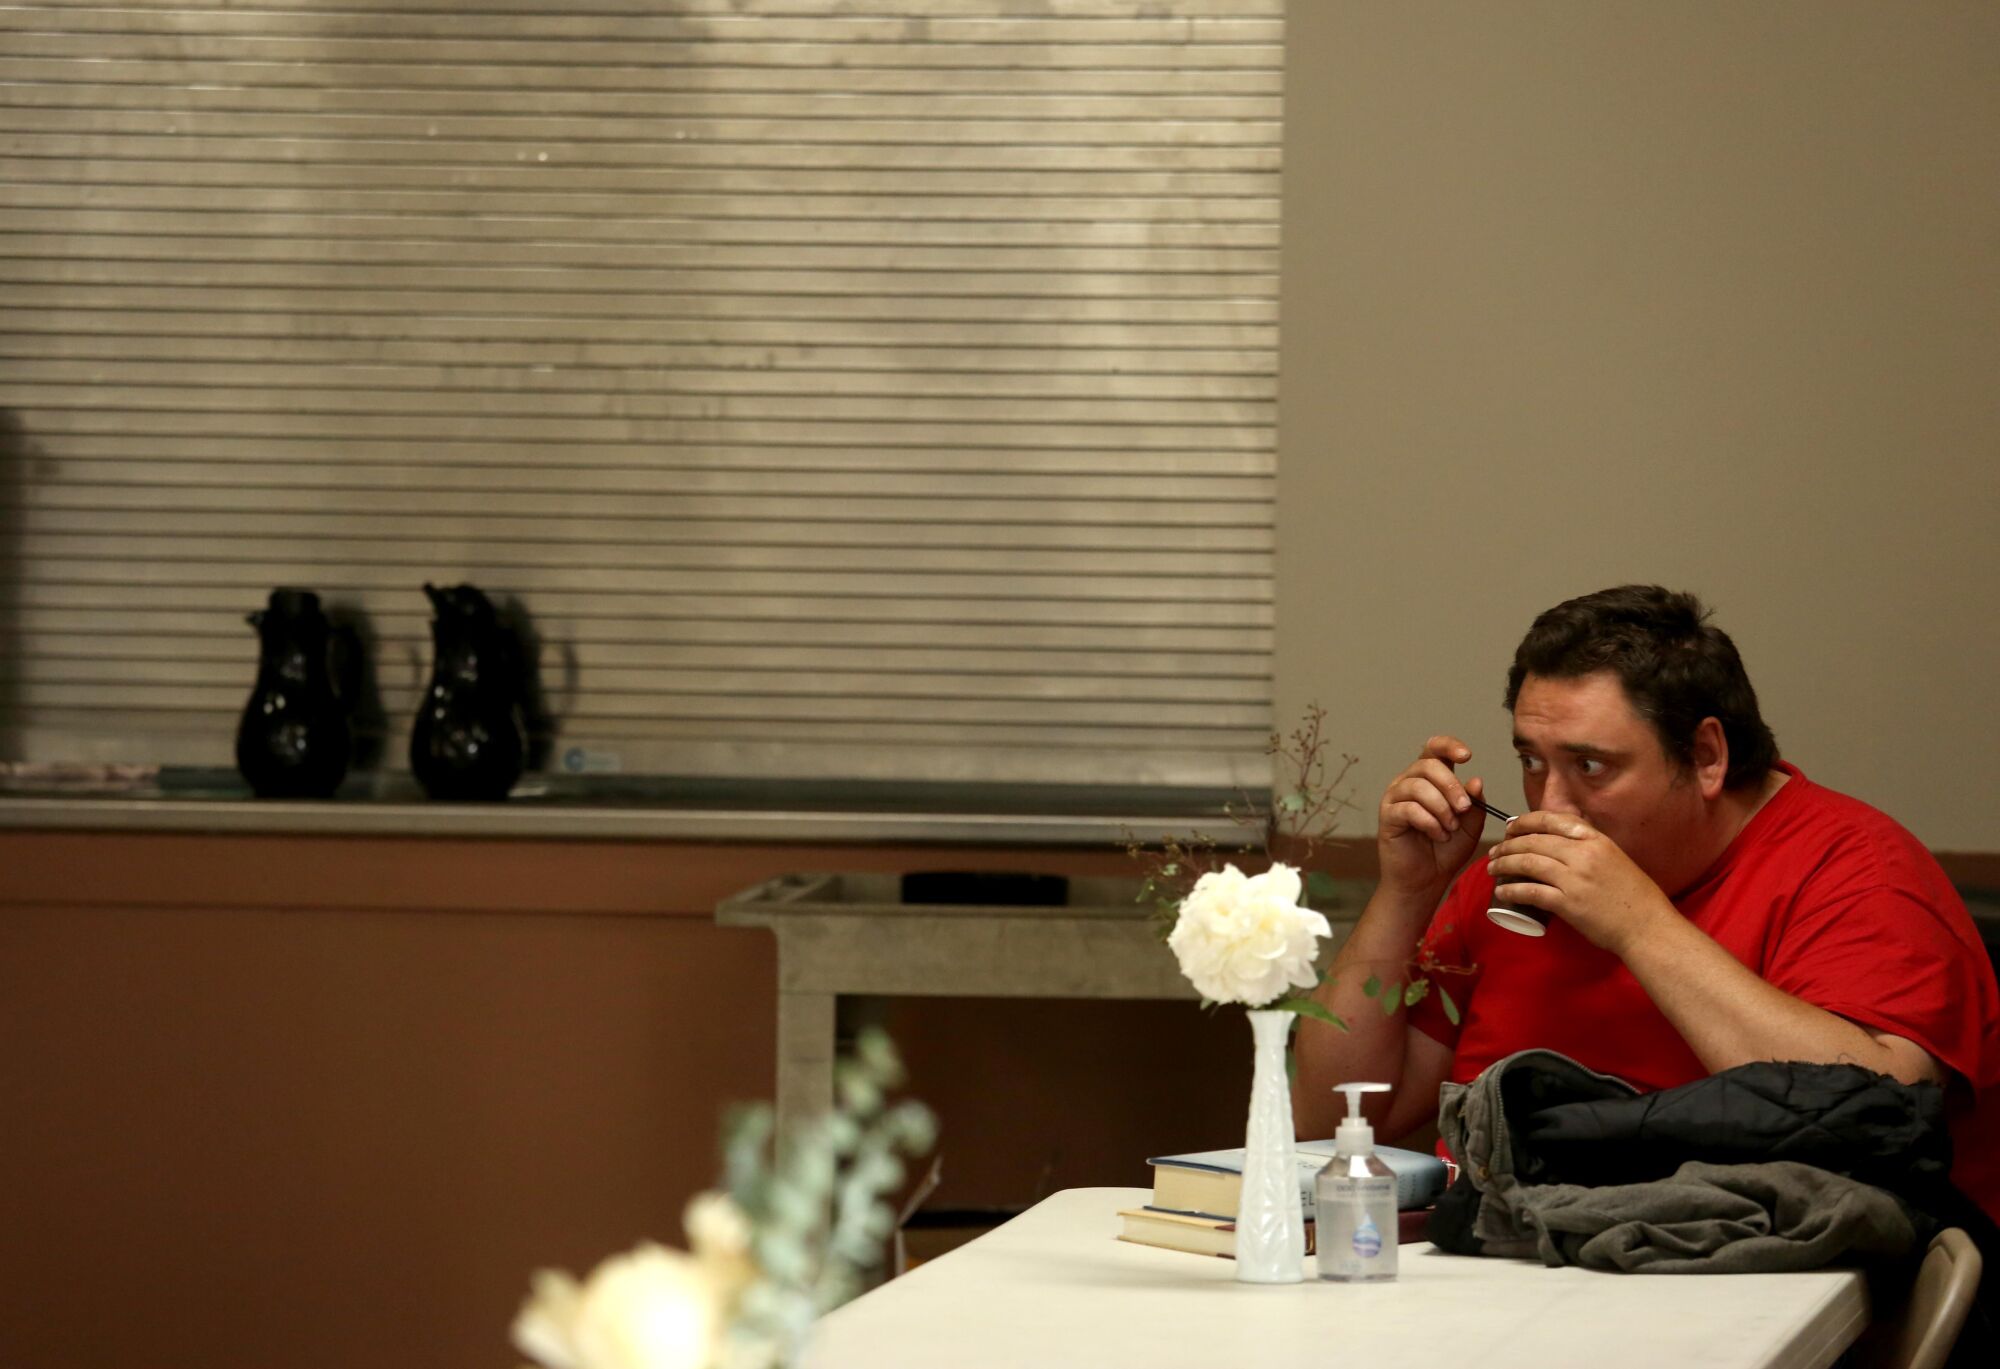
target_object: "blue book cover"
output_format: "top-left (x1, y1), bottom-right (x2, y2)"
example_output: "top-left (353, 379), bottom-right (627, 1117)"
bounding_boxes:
top-left (1147, 1139), bottom-right (1450, 1217)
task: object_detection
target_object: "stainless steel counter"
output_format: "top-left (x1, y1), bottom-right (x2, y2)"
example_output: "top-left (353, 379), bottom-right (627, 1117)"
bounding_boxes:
top-left (0, 769), bottom-right (1255, 845)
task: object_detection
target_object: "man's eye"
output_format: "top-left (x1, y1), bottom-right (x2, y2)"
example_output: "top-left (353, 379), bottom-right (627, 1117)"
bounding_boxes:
top-left (1517, 754), bottom-right (1544, 774)
top-left (1577, 758), bottom-right (1606, 777)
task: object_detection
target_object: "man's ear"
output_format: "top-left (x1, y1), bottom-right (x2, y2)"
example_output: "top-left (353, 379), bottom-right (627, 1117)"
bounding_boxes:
top-left (1692, 717), bottom-right (1729, 799)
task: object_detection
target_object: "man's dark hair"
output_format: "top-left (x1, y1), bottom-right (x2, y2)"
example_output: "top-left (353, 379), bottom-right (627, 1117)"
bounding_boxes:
top-left (1504, 585), bottom-right (1779, 790)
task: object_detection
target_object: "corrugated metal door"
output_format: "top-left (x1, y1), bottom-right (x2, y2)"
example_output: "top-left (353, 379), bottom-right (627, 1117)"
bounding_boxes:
top-left (0, 1), bottom-right (1281, 786)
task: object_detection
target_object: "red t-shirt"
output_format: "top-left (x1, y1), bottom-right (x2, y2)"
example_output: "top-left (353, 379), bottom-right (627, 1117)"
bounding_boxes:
top-left (1406, 761), bottom-right (2000, 1223)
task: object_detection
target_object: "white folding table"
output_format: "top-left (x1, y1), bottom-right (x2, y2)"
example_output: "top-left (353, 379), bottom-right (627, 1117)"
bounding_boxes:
top-left (806, 1187), bottom-right (1870, 1369)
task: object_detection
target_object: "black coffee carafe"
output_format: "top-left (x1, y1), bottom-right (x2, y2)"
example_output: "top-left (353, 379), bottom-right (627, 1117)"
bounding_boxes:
top-left (409, 582), bottom-right (527, 802)
top-left (235, 588), bottom-right (351, 799)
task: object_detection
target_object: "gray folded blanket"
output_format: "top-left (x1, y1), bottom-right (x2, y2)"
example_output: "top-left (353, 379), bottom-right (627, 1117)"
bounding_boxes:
top-left (1516, 1159), bottom-right (1916, 1273)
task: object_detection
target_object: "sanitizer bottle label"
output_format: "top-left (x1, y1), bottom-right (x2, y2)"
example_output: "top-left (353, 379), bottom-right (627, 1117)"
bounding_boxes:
top-left (1318, 1174), bottom-right (1398, 1281)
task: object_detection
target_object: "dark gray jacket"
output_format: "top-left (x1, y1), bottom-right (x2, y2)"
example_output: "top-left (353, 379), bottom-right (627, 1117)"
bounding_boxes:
top-left (1432, 1049), bottom-right (1952, 1270)
top-left (1429, 1050), bottom-right (1998, 1365)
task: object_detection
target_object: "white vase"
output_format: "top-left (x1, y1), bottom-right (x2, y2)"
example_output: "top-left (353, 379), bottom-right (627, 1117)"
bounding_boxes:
top-left (1235, 1008), bottom-right (1305, 1283)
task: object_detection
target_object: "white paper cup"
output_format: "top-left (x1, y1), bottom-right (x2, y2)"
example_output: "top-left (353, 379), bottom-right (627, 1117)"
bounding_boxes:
top-left (1485, 811), bottom-right (1549, 935)
top-left (1485, 899), bottom-right (1550, 936)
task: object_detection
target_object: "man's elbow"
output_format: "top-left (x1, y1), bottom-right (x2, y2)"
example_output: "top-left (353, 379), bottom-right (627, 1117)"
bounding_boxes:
top-left (1860, 1031), bottom-right (1947, 1088)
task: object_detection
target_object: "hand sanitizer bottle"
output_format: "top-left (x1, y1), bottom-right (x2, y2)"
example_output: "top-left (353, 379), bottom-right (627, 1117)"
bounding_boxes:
top-left (1316, 1082), bottom-right (1398, 1283)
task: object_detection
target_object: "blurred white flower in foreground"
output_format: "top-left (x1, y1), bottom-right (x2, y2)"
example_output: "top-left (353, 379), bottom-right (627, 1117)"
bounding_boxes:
top-left (513, 1029), bottom-right (933, 1369)
top-left (685, 1191), bottom-right (752, 1261)
top-left (514, 1193), bottom-right (757, 1369)
top-left (1166, 862), bottom-right (1331, 1007)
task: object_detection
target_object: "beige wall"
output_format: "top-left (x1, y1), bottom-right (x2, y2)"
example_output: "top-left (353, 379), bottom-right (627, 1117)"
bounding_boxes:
top-left (1276, 2), bottom-right (1999, 849)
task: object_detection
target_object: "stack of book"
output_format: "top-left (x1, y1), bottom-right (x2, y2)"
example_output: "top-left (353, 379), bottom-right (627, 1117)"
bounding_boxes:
top-left (1116, 1139), bottom-right (1450, 1260)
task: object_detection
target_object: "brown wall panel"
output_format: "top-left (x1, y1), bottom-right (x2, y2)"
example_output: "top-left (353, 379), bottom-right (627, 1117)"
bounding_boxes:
top-left (0, 829), bottom-right (1240, 1369)
top-left (0, 891), bottom-right (775, 1369)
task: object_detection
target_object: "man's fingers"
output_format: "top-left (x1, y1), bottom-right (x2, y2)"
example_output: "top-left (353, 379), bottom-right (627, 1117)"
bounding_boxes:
top-left (1390, 764), bottom-right (1472, 832)
top-left (1494, 879), bottom-right (1562, 913)
top-left (1489, 833), bottom-right (1587, 867)
top-left (1488, 850), bottom-right (1568, 886)
top-left (1383, 797), bottom-right (1454, 844)
top-left (1405, 758), bottom-right (1476, 821)
top-left (1379, 734), bottom-right (1480, 845)
top-left (1505, 810), bottom-right (1595, 840)
top-left (1421, 734), bottom-right (1473, 765)
top-left (1382, 791), bottom-right (1452, 841)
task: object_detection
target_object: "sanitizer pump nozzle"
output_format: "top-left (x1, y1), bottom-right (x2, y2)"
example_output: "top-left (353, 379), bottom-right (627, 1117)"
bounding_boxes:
top-left (1332, 1081), bottom-right (1389, 1156)
top-left (1315, 1082), bottom-right (1397, 1283)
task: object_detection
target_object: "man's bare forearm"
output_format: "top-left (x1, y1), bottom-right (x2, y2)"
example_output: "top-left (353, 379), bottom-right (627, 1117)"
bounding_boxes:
top-left (1297, 731), bottom-right (1489, 1136)
top-left (1294, 881), bottom-right (1441, 1133)
top-left (1616, 909), bottom-right (1946, 1086)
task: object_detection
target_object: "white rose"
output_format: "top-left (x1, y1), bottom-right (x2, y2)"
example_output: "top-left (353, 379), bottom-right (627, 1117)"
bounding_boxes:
top-left (1165, 862), bottom-right (1331, 1007)
top-left (514, 1242), bottom-right (725, 1369)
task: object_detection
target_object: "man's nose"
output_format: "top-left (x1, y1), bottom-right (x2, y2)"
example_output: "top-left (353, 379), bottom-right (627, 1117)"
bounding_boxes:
top-left (1539, 773), bottom-right (1585, 816)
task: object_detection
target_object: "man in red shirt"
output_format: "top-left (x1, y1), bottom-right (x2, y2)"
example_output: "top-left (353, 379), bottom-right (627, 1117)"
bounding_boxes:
top-left (1296, 584), bottom-right (2000, 1223)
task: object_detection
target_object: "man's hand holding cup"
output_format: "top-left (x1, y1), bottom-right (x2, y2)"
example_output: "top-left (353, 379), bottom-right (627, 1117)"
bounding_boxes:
top-left (1486, 812), bottom-right (1675, 953)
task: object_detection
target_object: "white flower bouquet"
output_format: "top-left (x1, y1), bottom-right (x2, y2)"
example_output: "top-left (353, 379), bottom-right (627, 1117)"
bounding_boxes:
top-left (1133, 705), bottom-right (1461, 1027)
top-left (1165, 862), bottom-right (1333, 1012)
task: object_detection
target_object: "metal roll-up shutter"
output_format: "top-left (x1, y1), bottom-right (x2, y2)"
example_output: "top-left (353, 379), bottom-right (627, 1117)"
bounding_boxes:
top-left (0, 1), bottom-right (1281, 788)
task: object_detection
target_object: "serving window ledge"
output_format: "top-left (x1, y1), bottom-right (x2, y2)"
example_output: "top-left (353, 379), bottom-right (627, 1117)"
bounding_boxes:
top-left (716, 871), bottom-right (1372, 1142)
top-left (0, 767), bottom-right (1249, 845)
